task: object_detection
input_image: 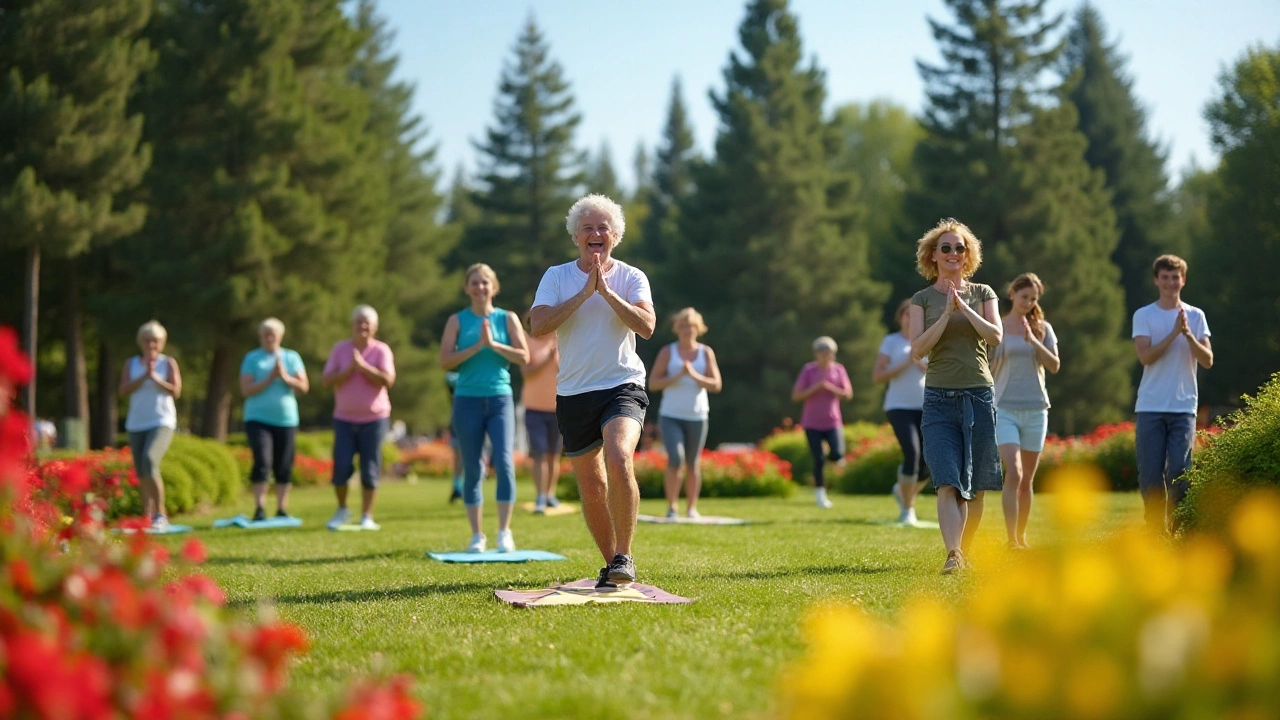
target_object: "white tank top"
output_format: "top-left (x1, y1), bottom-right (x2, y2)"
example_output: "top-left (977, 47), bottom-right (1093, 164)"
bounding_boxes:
top-left (658, 343), bottom-right (709, 421)
top-left (125, 355), bottom-right (178, 432)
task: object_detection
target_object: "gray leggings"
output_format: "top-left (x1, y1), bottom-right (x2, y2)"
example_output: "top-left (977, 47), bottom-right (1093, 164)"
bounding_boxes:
top-left (129, 426), bottom-right (174, 480)
top-left (660, 416), bottom-right (709, 468)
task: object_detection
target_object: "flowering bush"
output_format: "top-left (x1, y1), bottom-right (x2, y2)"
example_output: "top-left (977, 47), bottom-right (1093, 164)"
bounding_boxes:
top-left (554, 448), bottom-right (794, 501)
top-left (780, 464), bottom-right (1280, 720)
top-left (0, 327), bottom-right (421, 719)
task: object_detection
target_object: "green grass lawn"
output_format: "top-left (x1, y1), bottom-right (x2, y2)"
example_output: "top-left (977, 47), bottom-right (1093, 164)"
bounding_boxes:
top-left (166, 480), bottom-right (1143, 720)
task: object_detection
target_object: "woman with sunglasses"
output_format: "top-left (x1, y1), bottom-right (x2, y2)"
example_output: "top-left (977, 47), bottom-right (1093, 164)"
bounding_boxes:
top-left (908, 219), bottom-right (1003, 574)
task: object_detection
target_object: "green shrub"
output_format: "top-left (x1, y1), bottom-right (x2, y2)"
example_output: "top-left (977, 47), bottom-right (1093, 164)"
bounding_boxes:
top-left (156, 435), bottom-right (243, 514)
top-left (1176, 373), bottom-right (1280, 534)
top-left (760, 422), bottom-right (888, 484)
top-left (835, 443), bottom-right (904, 495)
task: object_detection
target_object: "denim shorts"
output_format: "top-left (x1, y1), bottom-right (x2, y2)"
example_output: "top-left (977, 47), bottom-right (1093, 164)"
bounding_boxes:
top-left (995, 407), bottom-right (1049, 452)
top-left (922, 387), bottom-right (1002, 500)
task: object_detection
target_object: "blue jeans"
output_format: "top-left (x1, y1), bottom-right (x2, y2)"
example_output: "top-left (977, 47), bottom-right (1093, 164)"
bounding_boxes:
top-left (1136, 412), bottom-right (1195, 504)
top-left (453, 395), bottom-right (516, 507)
top-left (332, 418), bottom-right (388, 489)
top-left (922, 387), bottom-right (1002, 500)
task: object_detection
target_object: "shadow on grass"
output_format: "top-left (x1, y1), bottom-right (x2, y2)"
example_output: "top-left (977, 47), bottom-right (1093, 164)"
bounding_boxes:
top-left (206, 549), bottom-right (421, 568)
top-left (230, 579), bottom-right (499, 608)
top-left (677, 563), bottom-right (904, 582)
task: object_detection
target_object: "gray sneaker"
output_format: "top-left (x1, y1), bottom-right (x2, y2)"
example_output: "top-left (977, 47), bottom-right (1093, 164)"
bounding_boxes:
top-left (606, 553), bottom-right (636, 586)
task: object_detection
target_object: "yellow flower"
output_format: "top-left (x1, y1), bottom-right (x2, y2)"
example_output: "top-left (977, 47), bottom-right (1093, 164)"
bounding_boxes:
top-left (1231, 490), bottom-right (1280, 559)
top-left (1047, 463), bottom-right (1108, 531)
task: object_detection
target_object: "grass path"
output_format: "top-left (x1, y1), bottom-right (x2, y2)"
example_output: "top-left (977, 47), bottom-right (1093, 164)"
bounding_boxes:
top-left (167, 480), bottom-right (1142, 719)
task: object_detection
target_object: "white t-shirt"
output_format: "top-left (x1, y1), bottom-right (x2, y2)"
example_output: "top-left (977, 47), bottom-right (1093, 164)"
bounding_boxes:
top-left (533, 259), bottom-right (653, 396)
top-left (1133, 301), bottom-right (1210, 414)
top-left (878, 333), bottom-right (926, 411)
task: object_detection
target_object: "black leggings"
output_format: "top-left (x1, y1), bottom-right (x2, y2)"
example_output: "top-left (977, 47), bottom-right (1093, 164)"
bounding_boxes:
top-left (246, 421), bottom-right (296, 484)
top-left (805, 428), bottom-right (844, 489)
top-left (886, 409), bottom-right (930, 480)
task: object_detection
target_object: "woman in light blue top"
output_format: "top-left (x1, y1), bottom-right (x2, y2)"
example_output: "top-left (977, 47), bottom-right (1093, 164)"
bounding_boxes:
top-left (440, 263), bottom-right (529, 553)
top-left (240, 317), bottom-right (310, 521)
top-left (119, 320), bottom-right (182, 531)
top-left (991, 273), bottom-right (1060, 549)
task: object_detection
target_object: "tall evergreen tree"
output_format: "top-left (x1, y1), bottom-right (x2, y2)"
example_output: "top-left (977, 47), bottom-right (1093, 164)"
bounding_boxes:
top-left (466, 15), bottom-right (584, 308)
top-left (909, 0), bottom-right (1131, 432)
top-left (640, 76), bottom-right (697, 269)
top-left (632, 141), bottom-right (652, 203)
top-left (586, 140), bottom-right (622, 200)
top-left (1198, 44), bottom-right (1280, 406)
top-left (0, 0), bottom-right (153, 419)
top-left (445, 164), bottom-right (478, 226)
top-left (1064, 4), bottom-right (1176, 318)
top-left (672, 0), bottom-right (888, 443)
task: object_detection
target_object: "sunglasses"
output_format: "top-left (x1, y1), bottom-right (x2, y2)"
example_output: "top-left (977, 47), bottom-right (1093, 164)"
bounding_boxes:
top-left (938, 243), bottom-right (967, 255)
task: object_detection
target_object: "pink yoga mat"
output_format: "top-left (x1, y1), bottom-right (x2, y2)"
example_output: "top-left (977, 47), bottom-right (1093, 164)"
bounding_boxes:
top-left (494, 579), bottom-right (695, 608)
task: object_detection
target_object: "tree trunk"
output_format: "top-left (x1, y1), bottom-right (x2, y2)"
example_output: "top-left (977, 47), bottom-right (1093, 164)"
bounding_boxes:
top-left (200, 338), bottom-right (235, 441)
top-left (22, 245), bottom-right (40, 417)
top-left (92, 339), bottom-right (117, 449)
top-left (63, 261), bottom-right (90, 425)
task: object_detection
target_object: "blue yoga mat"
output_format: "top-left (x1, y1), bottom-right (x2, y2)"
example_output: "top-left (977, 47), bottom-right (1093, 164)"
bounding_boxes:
top-left (427, 550), bottom-right (567, 563)
top-left (113, 524), bottom-right (194, 535)
top-left (213, 514), bottom-right (304, 529)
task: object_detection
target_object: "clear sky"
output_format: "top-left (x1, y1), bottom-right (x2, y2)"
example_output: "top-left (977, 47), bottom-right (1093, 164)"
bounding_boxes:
top-left (381, 0), bottom-right (1280, 192)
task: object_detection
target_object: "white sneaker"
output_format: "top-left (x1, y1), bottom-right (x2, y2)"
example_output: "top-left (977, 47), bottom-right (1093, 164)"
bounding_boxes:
top-left (359, 515), bottom-right (380, 531)
top-left (534, 495), bottom-right (547, 514)
top-left (687, 508), bottom-right (702, 520)
top-left (497, 529), bottom-right (515, 553)
top-left (467, 533), bottom-right (487, 553)
top-left (815, 488), bottom-right (833, 509)
top-left (665, 508), bottom-right (679, 520)
top-left (326, 507), bottom-right (350, 530)
top-left (151, 515), bottom-right (170, 532)
top-left (897, 508), bottom-right (918, 525)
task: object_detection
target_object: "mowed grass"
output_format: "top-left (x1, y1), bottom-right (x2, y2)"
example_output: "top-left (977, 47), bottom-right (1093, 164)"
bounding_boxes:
top-left (162, 479), bottom-right (1144, 720)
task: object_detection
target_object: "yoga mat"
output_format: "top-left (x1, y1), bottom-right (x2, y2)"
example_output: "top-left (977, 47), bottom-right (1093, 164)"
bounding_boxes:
top-left (637, 514), bottom-right (750, 526)
top-left (212, 514), bottom-right (304, 529)
top-left (427, 549), bottom-right (567, 563)
top-left (332, 523), bottom-right (380, 532)
top-left (495, 579), bottom-right (695, 608)
top-left (867, 518), bottom-right (941, 529)
top-left (518, 502), bottom-right (579, 516)
top-left (114, 524), bottom-right (194, 535)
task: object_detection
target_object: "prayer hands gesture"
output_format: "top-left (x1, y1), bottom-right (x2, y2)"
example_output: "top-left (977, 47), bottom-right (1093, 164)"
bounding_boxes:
top-left (682, 360), bottom-right (695, 377)
top-left (480, 318), bottom-right (494, 347)
top-left (1175, 308), bottom-right (1190, 337)
top-left (351, 347), bottom-right (370, 370)
top-left (272, 355), bottom-right (286, 378)
top-left (146, 357), bottom-right (161, 383)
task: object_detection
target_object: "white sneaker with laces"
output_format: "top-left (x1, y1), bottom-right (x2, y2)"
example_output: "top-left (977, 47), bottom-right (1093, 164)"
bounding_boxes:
top-left (358, 515), bottom-right (380, 531)
top-left (815, 488), bottom-right (834, 509)
top-left (467, 533), bottom-right (487, 553)
top-left (497, 529), bottom-right (515, 553)
top-left (326, 507), bottom-right (350, 530)
top-left (686, 508), bottom-right (702, 520)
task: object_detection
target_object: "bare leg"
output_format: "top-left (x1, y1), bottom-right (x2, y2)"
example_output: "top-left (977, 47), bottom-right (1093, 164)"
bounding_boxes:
top-left (961, 491), bottom-right (985, 554)
top-left (685, 460), bottom-right (702, 514)
top-left (999, 443), bottom-right (1021, 544)
top-left (664, 464), bottom-right (681, 513)
top-left (466, 503), bottom-right (483, 535)
top-left (602, 416), bottom-right (642, 557)
top-left (334, 484), bottom-right (348, 510)
top-left (274, 483), bottom-right (290, 513)
top-left (252, 481), bottom-right (268, 511)
top-left (153, 477), bottom-right (166, 517)
top-left (937, 485), bottom-right (967, 554)
top-left (497, 502), bottom-right (513, 533)
top-left (361, 487), bottom-right (375, 517)
top-left (531, 454), bottom-right (546, 498)
top-left (571, 449), bottom-right (613, 560)
top-left (543, 455), bottom-right (560, 498)
top-left (1016, 450), bottom-right (1041, 545)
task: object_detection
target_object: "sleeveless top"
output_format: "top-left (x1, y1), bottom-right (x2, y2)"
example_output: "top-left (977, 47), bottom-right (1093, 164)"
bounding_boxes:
top-left (125, 355), bottom-right (178, 432)
top-left (454, 307), bottom-right (513, 397)
top-left (658, 343), bottom-right (710, 421)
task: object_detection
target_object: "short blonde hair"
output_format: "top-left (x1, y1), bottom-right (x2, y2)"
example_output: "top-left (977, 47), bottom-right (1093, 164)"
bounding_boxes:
top-left (136, 320), bottom-right (167, 349)
top-left (464, 263), bottom-right (500, 295)
top-left (1153, 254), bottom-right (1188, 277)
top-left (670, 307), bottom-right (708, 335)
top-left (566, 194), bottom-right (626, 244)
top-left (915, 218), bottom-right (983, 281)
top-left (813, 336), bottom-right (837, 353)
top-left (259, 317), bottom-right (285, 337)
top-left (352, 304), bottom-right (379, 326)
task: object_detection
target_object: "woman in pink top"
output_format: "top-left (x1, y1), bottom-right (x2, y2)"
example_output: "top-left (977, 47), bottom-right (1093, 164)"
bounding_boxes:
top-left (791, 336), bottom-right (853, 508)
top-left (322, 304), bottom-right (396, 531)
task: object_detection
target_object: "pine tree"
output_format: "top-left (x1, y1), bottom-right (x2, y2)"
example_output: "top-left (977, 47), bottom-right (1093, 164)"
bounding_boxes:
top-left (0, 0), bottom-right (153, 420)
top-left (909, 0), bottom-right (1131, 432)
top-left (1064, 4), bottom-right (1176, 318)
top-left (640, 76), bottom-right (697, 269)
top-left (586, 140), bottom-right (622, 200)
top-left (466, 15), bottom-right (584, 308)
top-left (672, 0), bottom-right (888, 443)
top-left (632, 141), bottom-right (652, 203)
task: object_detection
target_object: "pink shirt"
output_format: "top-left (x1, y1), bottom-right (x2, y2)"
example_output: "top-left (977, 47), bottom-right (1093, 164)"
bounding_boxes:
top-left (325, 339), bottom-right (394, 423)
top-left (793, 361), bottom-right (850, 431)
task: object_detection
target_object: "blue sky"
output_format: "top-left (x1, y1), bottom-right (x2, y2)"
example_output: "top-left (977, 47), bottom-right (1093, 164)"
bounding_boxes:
top-left (380, 0), bottom-right (1280, 191)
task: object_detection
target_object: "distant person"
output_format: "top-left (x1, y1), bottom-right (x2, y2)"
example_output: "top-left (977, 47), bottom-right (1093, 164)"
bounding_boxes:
top-left (1132, 254), bottom-right (1212, 532)
top-left (872, 299), bottom-right (930, 525)
top-left (791, 336), bottom-right (853, 509)
top-left (440, 263), bottom-right (529, 552)
top-left (908, 219), bottom-right (1003, 574)
top-left (521, 311), bottom-right (564, 514)
top-left (991, 273), bottom-right (1059, 548)
top-left (530, 194), bottom-right (655, 588)
top-left (323, 305), bottom-right (396, 531)
top-left (445, 370), bottom-right (463, 503)
top-left (239, 317), bottom-right (309, 521)
top-left (120, 320), bottom-right (182, 531)
top-left (649, 307), bottom-right (722, 519)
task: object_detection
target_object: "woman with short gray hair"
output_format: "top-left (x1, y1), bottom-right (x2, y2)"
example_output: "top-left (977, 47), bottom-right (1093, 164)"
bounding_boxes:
top-left (791, 336), bottom-right (853, 508)
top-left (119, 320), bottom-right (183, 531)
top-left (240, 317), bottom-right (309, 521)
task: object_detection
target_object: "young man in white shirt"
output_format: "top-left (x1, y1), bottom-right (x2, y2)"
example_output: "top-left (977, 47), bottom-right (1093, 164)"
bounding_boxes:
top-left (1132, 254), bottom-right (1213, 532)
top-left (530, 194), bottom-right (656, 588)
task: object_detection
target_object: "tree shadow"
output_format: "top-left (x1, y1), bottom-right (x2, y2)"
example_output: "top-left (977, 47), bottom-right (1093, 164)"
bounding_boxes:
top-left (206, 549), bottom-right (421, 568)
top-left (681, 563), bottom-right (903, 582)
top-left (228, 579), bottom-right (501, 609)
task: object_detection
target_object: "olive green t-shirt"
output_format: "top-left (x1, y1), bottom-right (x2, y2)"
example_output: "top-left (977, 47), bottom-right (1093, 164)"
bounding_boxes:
top-left (911, 283), bottom-right (998, 389)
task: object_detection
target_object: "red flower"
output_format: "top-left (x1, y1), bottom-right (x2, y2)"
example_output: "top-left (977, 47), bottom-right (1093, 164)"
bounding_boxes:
top-left (180, 538), bottom-right (208, 564)
top-left (0, 326), bottom-right (33, 386)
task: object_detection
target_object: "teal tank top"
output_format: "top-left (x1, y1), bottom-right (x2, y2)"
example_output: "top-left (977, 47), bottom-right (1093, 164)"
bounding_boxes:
top-left (455, 307), bottom-right (513, 397)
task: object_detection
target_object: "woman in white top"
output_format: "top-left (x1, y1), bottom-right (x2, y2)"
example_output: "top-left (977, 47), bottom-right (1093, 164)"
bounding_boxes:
top-left (118, 320), bottom-right (182, 530)
top-left (648, 307), bottom-right (723, 519)
top-left (872, 299), bottom-right (930, 525)
top-left (990, 273), bottom-right (1060, 548)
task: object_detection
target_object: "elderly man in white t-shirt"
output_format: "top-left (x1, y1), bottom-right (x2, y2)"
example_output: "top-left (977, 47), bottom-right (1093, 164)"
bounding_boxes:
top-left (530, 194), bottom-right (656, 588)
top-left (1132, 254), bottom-right (1213, 533)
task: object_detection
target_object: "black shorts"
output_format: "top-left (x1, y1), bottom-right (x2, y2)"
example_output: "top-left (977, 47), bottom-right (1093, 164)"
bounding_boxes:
top-left (556, 383), bottom-right (649, 457)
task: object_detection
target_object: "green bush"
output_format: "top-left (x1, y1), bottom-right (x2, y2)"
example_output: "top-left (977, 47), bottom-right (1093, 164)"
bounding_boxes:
top-left (835, 443), bottom-right (904, 495)
top-left (760, 422), bottom-right (888, 484)
top-left (157, 435), bottom-right (243, 515)
top-left (1175, 373), bottom-right (1280, 534)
